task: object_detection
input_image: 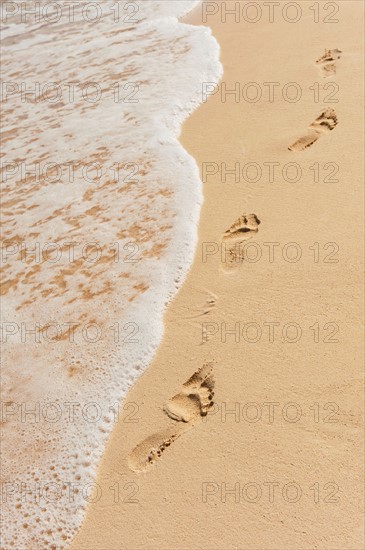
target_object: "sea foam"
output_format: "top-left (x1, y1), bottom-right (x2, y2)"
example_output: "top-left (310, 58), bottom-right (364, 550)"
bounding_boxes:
top-left (1, 0), bottom-right (222, 548)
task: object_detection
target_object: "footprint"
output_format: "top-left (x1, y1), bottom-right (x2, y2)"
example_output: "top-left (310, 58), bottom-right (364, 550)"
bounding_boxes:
top-left (221, 213), bottom-right (260, 271)
top-left (127, 429), bottom-right (181, 473)
top-left (316, 48), bottom-right (342, 77)
top-left (128, 363), bottom-right (215, 472)
top-left (182, 289), bottom-right (217, 319)
top-left (288, 108), bottom-right (338, 151)
top-left (164, 363), bottom-right (215, 422)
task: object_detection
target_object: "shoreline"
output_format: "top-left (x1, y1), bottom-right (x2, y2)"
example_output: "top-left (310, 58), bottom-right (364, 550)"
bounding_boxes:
top-left (72, 1), bottom-right (364, 548)
top-left (1, 2), bottom-right (223, 547)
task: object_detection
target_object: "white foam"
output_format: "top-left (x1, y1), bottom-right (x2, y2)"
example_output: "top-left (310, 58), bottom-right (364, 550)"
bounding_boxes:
top-left (1, 0), bottom-right (222, 547)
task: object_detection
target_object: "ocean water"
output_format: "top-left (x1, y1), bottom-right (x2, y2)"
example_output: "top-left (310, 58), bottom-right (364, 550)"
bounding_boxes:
top-left (0, 1), bottom-right (222, 548)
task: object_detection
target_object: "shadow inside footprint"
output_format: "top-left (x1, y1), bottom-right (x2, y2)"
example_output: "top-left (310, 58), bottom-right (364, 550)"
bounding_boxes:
top-left (316, 48), bottom-right (342, 64)
top-left (288, 108), bottom-right (338, 151)
top-left (128, 363), bottom-right (215, 473)
top-left (128, 429), bottom-right (181, 473)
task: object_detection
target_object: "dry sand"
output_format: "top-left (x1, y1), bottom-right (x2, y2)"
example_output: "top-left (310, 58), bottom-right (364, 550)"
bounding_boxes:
top-left (72, 1), bottom-right (364, 548)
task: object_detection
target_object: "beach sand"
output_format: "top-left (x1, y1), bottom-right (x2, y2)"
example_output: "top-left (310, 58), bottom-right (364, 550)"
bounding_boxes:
top-left (72, 1), bottom-right (364, 548)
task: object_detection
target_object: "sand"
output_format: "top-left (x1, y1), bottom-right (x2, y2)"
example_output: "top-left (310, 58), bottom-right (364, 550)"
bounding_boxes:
top-left (71, 1), bottom-right (364, 548)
